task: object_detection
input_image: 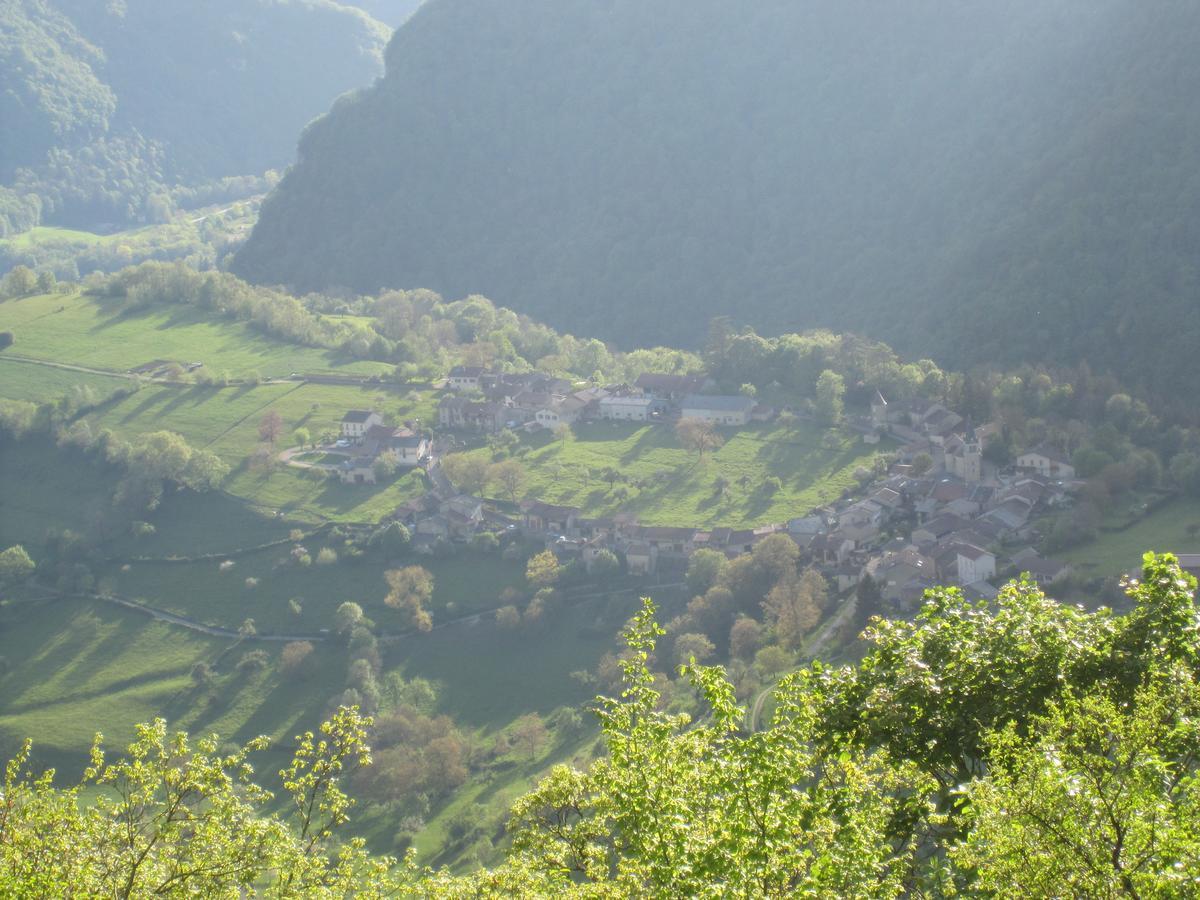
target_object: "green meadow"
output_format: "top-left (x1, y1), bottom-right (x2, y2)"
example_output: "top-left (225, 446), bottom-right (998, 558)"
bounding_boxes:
top-left (0, 356), bottom-right (132, 403)
top-left (101, 546), bottom-right (529, 635)
top-left (1058, 498), bottom-right (1200, 579)
top-left (462, 420), bottom-right (883, 528)
top-left (0, 291), bottom-right (389, 377)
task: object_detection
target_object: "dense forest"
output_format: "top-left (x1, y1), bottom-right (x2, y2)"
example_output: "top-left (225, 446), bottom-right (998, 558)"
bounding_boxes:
top-left (234, 0), bottom-right (1200, 401)
top-left (0, 0), bottom-right (389, 233)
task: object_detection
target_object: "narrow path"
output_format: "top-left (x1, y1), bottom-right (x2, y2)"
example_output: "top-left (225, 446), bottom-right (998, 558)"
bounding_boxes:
top-left (746, 596), bottom-right (857, 732)
top-left (0, 353), bottom-right (132, 379)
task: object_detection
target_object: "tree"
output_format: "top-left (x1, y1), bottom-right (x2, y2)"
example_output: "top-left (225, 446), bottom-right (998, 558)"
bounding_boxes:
top-left (956, 670), bottom-right (1200, 896)
top-left (258, 410), bottom-right (285, 445)
top-left (814, 370), bottom-right (845, 425)
top-left (910, 452), bottom-right (933, 476)
top-left (729, 616), bottom-right (762, 660)
top-left (334, 601), bottom-right (364, 634)
top-left (0, 545), bottom-right (35, 585)
top-left (510, 713), bottom-right (549, 759)
top-left (490, 458), bottom-right (527, 502)
top-left (0, 332), bottom-right (12, 350)
top-left (673, 632), bottom-right (715, 668)
top-left (526, 549), bottom-right (560, 588)
top-left (370, 521), bottom-right (410, 555)
top-left (2, 265), bottom-right (35, 297)
top-left (686, 547), bottom-right (729, 595)
top-left (553, 422), bottom-right (571, 446)
top-left (495, 604), bottom-right (521, 628)
top-left (384, 566), bottom-right (434, 632)
top-left (675, 418), bottom-right (724, 461)
top-left (293, 427), bottom-right (311, 448)
top-left (441, 452), bottom-right (490, 494)
top-left (281, 641), bottom-right (315, 674)
top-left (373, 451), bottom-right (399, 481)
top-left (589, 548), bottom-right (620, 578)
top-left (762, 570), bottom-right (825, 649)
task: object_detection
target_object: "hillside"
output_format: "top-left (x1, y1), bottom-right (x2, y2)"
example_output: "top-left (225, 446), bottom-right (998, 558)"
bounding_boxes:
top-left (234, 0), bottom-right (1200, 400)
top-left (0, 0), bottom-right (388, 232)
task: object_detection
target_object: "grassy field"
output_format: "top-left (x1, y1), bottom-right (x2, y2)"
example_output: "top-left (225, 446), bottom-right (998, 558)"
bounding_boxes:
top-left (101, 547), bottom-right (529, 634)
top-left (0, 356), bottom-right (133, 403)
top-left (1059, 497), bottom-right (1200, 578)
top-left (0, 598), bottom-right (226, 757)
top-left (0, 437), bottom-right (123, 548)
top-left (461, 420), bottom-right (883, 528)
top-left (0, 291), bottom-right (390, 378)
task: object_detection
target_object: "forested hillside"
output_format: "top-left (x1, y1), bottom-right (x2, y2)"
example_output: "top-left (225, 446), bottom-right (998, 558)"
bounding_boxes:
top-left (234, 0), bottom-right (1200, 400)
top-left (0, 0), bottom-right (388, 232)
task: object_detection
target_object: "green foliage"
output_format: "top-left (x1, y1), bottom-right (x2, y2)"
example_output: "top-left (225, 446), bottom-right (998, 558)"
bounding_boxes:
top-left (4, 555), bottom-right (1200, 893)
top-left (0, 0), bottom-right (387, 234)
top-left (234, 0), bottom-right (1200, 399)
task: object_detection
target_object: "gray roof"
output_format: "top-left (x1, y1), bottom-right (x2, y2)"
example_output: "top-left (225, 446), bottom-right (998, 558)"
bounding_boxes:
top-left (681, 394), bottom-right (756, 413)
top-left (341, 409), bottom-right (376, 423)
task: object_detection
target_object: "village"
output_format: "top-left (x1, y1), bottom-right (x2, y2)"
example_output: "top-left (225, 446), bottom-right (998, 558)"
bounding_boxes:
top-left (298, 362), bottom-right (1103, 615)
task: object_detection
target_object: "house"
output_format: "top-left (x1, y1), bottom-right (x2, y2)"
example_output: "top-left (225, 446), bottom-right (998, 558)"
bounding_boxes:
top-left (1017, 445), bottom-right (1076, 481)
top-left (867, 548), bottom-right (935, 605)
top-left (634, 373), bottom-right (713, 402)
top-left (521, 501), bottom-right (581, 535)
top-left (978, 498), bottom-right (1034, 536)
top-left (534, 396), bottom-right (587, 428)
top-left (363, 425), bottom-right (429, 466)
top-left (626, 526), bottom-right (698, 559)
top-left (834, 558), bottom-right (863, 593)
top-left (338, 456), bottom-right (377, 485)
top-left (955, 544), bottom-right (997, 586)
top-left (447, 365), bottom-right (487, 391)
top-left (912, 514), bottom-right (972, 547)
top-left (340, 410), bottom-right (382, 443)
top-left (1011, 548), bottom-right (1074, 585)
top-left (624, 542), bottom-right (657, 576)
top-left (680, 394), bottom-right (756, 426)
top-left (809, 532), bottom-right (856, 565)
top-left (440, 495), bottom-right (484, 536)
top-left (598, 396), bottom-right (657, 421)
top-left (438, 396), bottom-right (506, 433)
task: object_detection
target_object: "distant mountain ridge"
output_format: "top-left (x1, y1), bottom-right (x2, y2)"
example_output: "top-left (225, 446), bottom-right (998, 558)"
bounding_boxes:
top-left (233, 0), bottom-right (1200, 399)
top-left (0, 0), bottom-right (389, 231)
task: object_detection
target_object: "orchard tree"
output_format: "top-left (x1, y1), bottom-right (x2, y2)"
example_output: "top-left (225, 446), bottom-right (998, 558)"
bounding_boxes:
top-left (676, 418), bottom-right (724, 461)
top-left (384, 566), bottom-right (434, 632)
top-left (0, 545), bottom-right (35, 585)
top-left (490, 458), bottom-right (527, 503)
top-left (441, 452), bottom-right (490, 495)
top-left (526, 549), bottom-right (561, 588)
top-left (258, 410), bottom-right (285, 445)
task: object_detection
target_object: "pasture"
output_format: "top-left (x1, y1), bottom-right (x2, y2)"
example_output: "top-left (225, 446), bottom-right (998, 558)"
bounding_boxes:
top-left (0, 356), bottom-right (132, 403)
top-left (101, 546), bottom-right (529, 634)
top-left (0, 291), bottom-right (390, 378)
top-left (1058, 497), bottom-right (1200, 579)
top-left (460, 420), bottom-right (883, 528)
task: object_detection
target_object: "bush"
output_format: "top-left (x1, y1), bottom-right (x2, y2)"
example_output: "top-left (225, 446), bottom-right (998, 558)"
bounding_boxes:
top-left (0, 332), bottom-right (12, 350)
top-left (315, 547), bottom-right (338, 566)
top-left (280, 641), bottom-right (315, 674)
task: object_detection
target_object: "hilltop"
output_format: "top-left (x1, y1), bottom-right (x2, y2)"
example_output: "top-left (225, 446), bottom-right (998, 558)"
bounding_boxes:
top-left (234, 0), bottom-right (1200, 401)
